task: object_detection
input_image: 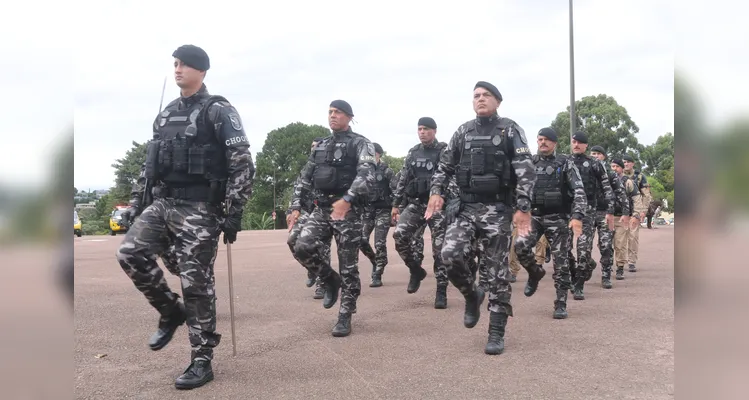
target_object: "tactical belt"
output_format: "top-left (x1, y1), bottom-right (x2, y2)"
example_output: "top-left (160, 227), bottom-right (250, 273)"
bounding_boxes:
top-left (406, 196), bottom-right (429, 205)
top-left (315, 195), bottom-right (343, 208)
top-left (531, 207), bottom-right (568, 216)
top-left (459, 192), bottom-right (508, 204)
top-left (156, 185), bottom-right (214, 203)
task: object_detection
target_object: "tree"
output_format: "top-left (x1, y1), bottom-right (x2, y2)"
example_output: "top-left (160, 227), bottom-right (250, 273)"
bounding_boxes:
top-left (381, 155), bottom-right (405, 174)
top-left (640, 132), bottom-right (674, 192)
top-left (550, 94), bottom-right (642, 159)
top-left (110, 140), bottom-right (148, 205)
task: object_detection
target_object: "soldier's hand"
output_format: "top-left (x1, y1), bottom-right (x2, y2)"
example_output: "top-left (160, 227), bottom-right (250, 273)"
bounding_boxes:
top-left (221, 213), bottom-right (243, 244)
top-left (330, 199), bottom-right (350, 220)
top-left (569, 218), bottom-right (583, 237)
top-left (287, 210), bottom-right (300, 232)
top-left (425, 195), bottom-right (444, 220)
top-left (605, 213), bottom-right (615, 231)
top-left (630, 216), bottom-right (640, 230)
top-left (513, 210), bottom-right (531, 237)
top-left (391, 207), bottom-right (400, 225)
top-left (619, 215), bottom-right (630, 227)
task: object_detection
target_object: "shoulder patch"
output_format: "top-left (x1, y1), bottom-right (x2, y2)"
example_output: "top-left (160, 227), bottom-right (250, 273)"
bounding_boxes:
top-left (228, 112), bottom-right (243, 131)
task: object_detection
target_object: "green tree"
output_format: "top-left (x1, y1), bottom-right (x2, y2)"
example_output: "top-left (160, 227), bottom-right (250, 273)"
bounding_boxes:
top-left (640, 132), bottom-right (674, 192)
top-left (110, 140), bottom-right (148, 205)
top-left (550, 94), bottom-right (642, 159)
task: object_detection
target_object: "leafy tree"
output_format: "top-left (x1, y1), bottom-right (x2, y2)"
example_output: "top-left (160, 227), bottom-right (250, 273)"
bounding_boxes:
top-left (110, 140), bottom-right (148, 205)
top-left (381, 155), bottom-right (405, 174)
top-left (550, 94), bottom-right (642, 159)
top-left (640, 132), bottom-right (674, 192)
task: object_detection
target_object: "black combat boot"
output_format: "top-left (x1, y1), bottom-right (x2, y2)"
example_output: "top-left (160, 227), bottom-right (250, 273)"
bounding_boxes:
top-left (616, 266), bottom-right (625, 280)
top-left (524, 264), bottom-right (546, 297)
top-left (434, 284), bottom-right (448, 309)
top-left (175, 359), bottom-right (213, 390)
top-left (313, 281), bottom-right (325, 299)
top-left (545, 245), bottom-right (551, 263)
top-left (484, 312), bottom-right (507, 355)
top-left (149, 301), bottom-right (186, 351)
top-left (572, 277), bottom-right (585, 300)
top-left (553, 300), bottom-right (568, 319)
top-left (370, 274), bottom-right (383, 288)
top-left (305, 270), bottom-right (315, 288)
top-left (629, 263), bottom-right (637, 272)
top-left (407, 267), bottom-right (428, 294)
top-left (322, 272), bottom-right (342, 309)
top-left (331, 312), bottom-right (352, 337)
top-left (463, 286), bottom-right (485, 328)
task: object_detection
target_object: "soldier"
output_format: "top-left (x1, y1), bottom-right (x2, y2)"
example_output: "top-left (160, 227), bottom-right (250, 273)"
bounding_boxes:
top-left (565, 132), bottom-right (616, 300)
top-left (426, 81), bottom-right (536, 355)
top-left (391, 170), bottom-right (425, 269)
top-left (514, 127), bottom-right (585, 319)
top-left (610, 158), bottom-right (646, 279)
top-left (589, 146), bottom-right (630, 288)
top-left (116, 44), bottom-right (255, 390)
top-left (392, 117), bottom-right (451, 309)
top-left (288, 138), bottom-right (330, 299)
top-left (622, 154), bottom-right (652, 272)
top-left (360, 143), bottom-right (395, 287)
top-left (288, 100), bottom-right (376, 337)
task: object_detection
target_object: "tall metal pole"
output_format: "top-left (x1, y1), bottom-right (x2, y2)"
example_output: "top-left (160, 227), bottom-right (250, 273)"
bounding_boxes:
top-left (568, 0), bottom-right (577, 139)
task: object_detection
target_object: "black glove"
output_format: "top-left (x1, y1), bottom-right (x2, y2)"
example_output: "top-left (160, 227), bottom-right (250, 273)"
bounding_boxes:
top-left (445, 198), bottom-right (462, 226)
top-left (120, 206), bottom-right (140, 226)
top-left (221, 213), bottom-right (243, 244)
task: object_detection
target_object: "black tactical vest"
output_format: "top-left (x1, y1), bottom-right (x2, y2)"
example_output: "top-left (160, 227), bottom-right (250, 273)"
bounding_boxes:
top-left (311, 132), bottom-right (358, 196)
top-left (455, 120), bottom-right (513, 203)
top-left (144, 95), bottom-right (229, 202)
top-left (404, 142), bottom-right (444, 200)
top-left (531, 154), bottom-right (570, 214)
top-left (596, 170), bottom-right (619, 211)
top-left (613, 174), bottom-right (635, 216)
top-left (571, 154), bottom-right (597, 205)
top-left (369, 163), bottom-right (392, 208)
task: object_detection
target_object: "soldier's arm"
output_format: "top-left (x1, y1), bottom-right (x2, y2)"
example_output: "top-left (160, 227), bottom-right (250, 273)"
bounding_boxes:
top-left (507, 123), bottom-right (535, 205)
top-left (565, 160), bottom-right (588, 220)
top-left (430, 131), bottom-right (462, 197)
top-left (345, 137), bottom-right (376, 201)
top-left (446, 176), bottom-right (461, 200)
top-left (291, 155), bottom-right (315, 211)
top-left (625, 180), bottom-right (638, 216)
top-left (596, 161), bottom-right (616, 214)
top-left (611, 172), bottom-right (630, 216)
top-left (639, 175), bottom-right (653, 206)
top-left (209, 102), bottom-right (255, 216)
top-left (392, 154), bottom-right (411, 207)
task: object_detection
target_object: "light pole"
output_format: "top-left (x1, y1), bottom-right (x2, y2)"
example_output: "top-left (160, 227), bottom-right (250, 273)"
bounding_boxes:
top-left (569, 0), bottom-right (577, 140)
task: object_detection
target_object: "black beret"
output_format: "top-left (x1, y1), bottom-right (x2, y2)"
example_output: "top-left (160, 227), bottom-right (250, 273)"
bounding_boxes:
top-left (172, 44), bottom-right (210, 71)
top-left (612, 159), bottom-right (624, 168)
top-left (590, 145), bottom-right (606, 154)
top-left (474, 81), bottom-right (503, 101)
top-left (373, 143), bottom-right (384, 154)
top-left (538, 127), bottom-right (558, 142)
top-left (622, 154), bottom-right (635, 162)
top-left (329, 100), bottom-right (354, 117)
top-left (572, 131), bottom-right (588, 144)
top-left (418, 117), bottom-right (437, 129)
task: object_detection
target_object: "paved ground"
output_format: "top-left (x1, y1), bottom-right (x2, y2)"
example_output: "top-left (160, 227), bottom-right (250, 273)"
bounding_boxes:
top-left (74, 226), bottom-right (674, 399)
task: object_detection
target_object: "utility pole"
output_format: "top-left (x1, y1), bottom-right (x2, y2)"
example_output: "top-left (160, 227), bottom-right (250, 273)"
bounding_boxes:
top-left (569, 0), bottom-right (577, 140)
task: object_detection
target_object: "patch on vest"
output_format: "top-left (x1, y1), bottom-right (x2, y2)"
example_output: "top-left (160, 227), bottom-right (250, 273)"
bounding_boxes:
top-left (426, 161), bottom-right (434, 171)
top-left (228, 113), bottom-right (243, 131)
top-left (583, 161), bottom-right (590, 167)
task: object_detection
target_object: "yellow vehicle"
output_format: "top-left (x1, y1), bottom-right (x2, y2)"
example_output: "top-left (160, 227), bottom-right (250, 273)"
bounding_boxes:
top-left (74, 210), bottom-right (82, 237)
top-left (109, 205), bottom-right (133, 236)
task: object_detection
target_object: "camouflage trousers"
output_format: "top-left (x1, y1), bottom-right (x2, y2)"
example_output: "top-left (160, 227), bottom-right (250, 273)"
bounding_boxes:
top-left (360, 207), bottom-right (392, 278)
top-left (115, 198), bottom-right (222, 361)
top-left (293, 205), bottom-right (362, 315)
top-left (442, 202), bottom-right (513, 315)
top-left (594, 210), bottom-right (615, 279)
top-left (515, 213), bottom-right (572, 306)
top-left (467, 235), bottom-right (490, 291)
top-left (393, 202), bottom-right (448, 286)
top-left (567, 205), bottom-right (596, 281)
top-left (287, 210), bottom-right (330, 289)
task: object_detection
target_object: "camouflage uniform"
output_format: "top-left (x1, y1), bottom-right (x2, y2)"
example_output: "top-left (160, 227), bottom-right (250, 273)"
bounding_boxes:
top-left (565, 152), bottom-right (616, 299)
top-left (431, 112), bottom-right (536, 354)
top-left (593, 164), bottom-right (629, 288)
top-left (290, 124), bottom-right (376, 337)
top-left (612, 170), bottom-right (646, 279)
top-left (624, 169), bottom-right (652, 271)
top-left (115, 82), bottom-right (255, 388)
top-left (514, 152), bottom-right (587, 319)
top-left (393, 170), bottom-right (425, 266)
top-left (286, 180), bottom-right (328, 299)
top-left (392, 140), bottom-right (451, 307)
top-left (360, 161), bottom-right (395, 286)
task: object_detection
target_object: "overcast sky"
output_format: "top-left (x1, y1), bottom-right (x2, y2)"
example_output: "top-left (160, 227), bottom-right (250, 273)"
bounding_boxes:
top-left (5, 0), bottom-right (743, 191)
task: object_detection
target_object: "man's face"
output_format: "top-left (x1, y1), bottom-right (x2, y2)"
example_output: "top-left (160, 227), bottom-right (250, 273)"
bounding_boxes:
top-left (623, 160), bottom-right (635, 172)
top-left (328, 108), bottom-right (351, 131)
top-left (591, 151), bottom-right (606, 161)
top-left (472, 87), bottom-right (500, 117)
top-left (537, 136), bottom-right (557, 155)
top-left (611, 163), bottom-right (623, 174)
top-left (571, 139), bottom-right (588, 155)
top-left (418, 125), bottom-right (436, 144)
top-left (375, 152), bottom-right (381, 163)
top-left (174, 58), bottom-right (203, 89)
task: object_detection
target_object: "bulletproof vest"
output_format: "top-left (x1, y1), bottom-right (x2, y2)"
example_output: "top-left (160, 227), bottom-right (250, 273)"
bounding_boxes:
top-left (455, 119), bottom-right (513, 202)
top-left (144, 95), bottom-right (229, 200)
top-left (404, 142), bottom-right (444, 199)
top-left (369, 163), bottom-right (393, 208)
top-left (571, 154), bottom-right (598, 204)
top-left (596, 170), bottom-right (619, 211)
top-left (613, 174), bottom-right (636, 216)
top-left (531, 154), bottom-right (570, 214)
top-left (310, 133), bottom-right (359, 196)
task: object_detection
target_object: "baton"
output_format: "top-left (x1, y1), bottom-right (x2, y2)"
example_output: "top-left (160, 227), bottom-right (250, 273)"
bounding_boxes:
top-left (225, 202), bottom-right (237, 357)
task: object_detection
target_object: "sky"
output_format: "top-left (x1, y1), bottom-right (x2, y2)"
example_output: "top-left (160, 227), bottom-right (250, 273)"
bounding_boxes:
top-left (4, 0), bottom-right (743, 191)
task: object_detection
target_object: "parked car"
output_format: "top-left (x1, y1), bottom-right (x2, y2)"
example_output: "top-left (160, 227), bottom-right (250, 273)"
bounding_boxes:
top-left (74, 210), bottom-right (82, 237)
top-left (109, 206), bottom-right (133, 236)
